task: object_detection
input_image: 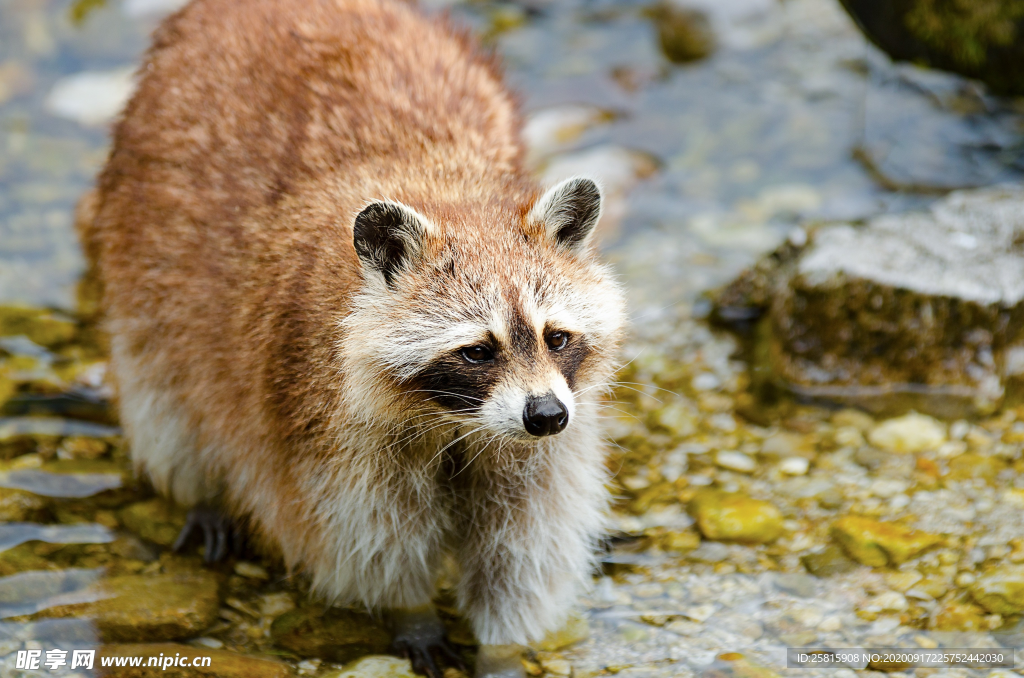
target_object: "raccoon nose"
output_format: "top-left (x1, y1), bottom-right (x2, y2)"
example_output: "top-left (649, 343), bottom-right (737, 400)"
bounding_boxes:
top-left (523, 393), bottom-right (569, 437)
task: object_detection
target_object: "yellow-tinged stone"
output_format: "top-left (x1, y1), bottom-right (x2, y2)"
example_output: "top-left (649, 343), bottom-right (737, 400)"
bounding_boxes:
top-left (885, 570), bottom-right (923, 592)
top-left (929, 602), bottom-right (987, 631)
top-left (32, 570), bottom-right (221, 642)
top-left (689, 489), bottom-right (784, 543)
top-left (945, 452), bottom-right (1006, 483)
top-left (1004, 488), bottom-right (1024, 507)
top-left (98, 643), bottom-right (292, 678)
top-left (119, 499), bottom-right (188, 547)
top-left (970, 565), bottom-right (1024, 614)
top-left (534, 613), bottom-right (589, 651)
top-left (326, 656), bottom-right (416, 678)
top-left (0, 486), bottom-right (49, 521)
top-left (0, 306), bottom-right (77, 347)
top-left (830, 516), bottom-right (942, 567)
top-left (662, 529), bottom-right (701, 553)
top-left (914, 576), bottom-right (949, 599)
top-left (540, 659), bottom-right (572, 676)
top-left (58, 436), bottom-right (109, 460)
top-left (270, 606), bottom-right (390, 663)
top-left (868, 413), bottom-right (945, 453)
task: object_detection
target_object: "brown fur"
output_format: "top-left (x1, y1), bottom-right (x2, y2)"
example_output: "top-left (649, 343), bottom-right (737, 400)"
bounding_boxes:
top-left (86, 0), bottom-right (625, 645)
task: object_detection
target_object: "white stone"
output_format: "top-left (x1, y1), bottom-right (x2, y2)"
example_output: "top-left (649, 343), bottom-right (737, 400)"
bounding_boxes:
top-left (868, 413), bottom-right (946, 454)
top-left (779, 457), bottom-right (809, 475)
top-left (870, 478), bottom-right (909, 498)
top-left (715, 450), bottom-right (756, 473)
top-left (258, 592), bottom-right (295, 617)
top-left (872, 591), bottom-right (908, 612)
top-left (234, 561), bottom-right (269, 579)
top-left (122, 0), bottom-right (190, 17)
top-left (523, 104), bottom-right (612, 163)
top-left (190, 637), bottom-right (223, 649)
top-left (540, 659), bottom-right (572, 676)
top-left (327, 656), bottom-right (417, 678)
top-left (45, 68), bottom-right (136, 126)
top-left (691, 372), bottom-right (722, 391)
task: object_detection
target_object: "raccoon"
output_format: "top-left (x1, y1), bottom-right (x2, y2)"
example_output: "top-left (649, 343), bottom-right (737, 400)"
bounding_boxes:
top-left (82, 0), bottom-right (626, 674)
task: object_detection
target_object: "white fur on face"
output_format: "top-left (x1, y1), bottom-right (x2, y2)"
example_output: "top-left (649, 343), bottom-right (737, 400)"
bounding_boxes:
top-left (479, 370), bottom-right (576, 440)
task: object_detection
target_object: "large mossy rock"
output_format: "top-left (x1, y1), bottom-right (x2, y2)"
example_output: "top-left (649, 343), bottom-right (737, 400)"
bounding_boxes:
top-left (716, 186), bottom-right (1024, 419)
top-left (838, 0), bottom-right (1024, 96)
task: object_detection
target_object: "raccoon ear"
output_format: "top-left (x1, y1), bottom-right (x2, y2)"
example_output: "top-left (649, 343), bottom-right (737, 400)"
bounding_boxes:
top-left (353, 201), bottom-right (432, 287)
top-left (529, 177), bottom-right (603, 253)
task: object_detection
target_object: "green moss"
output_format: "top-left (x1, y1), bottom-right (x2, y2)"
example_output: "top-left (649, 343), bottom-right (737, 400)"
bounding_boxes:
top-left (906, 0), bottom-right (1024, 68)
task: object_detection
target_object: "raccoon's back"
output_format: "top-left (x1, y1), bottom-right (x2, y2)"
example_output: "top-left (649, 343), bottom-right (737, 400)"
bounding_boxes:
top-left (90, 0), bottom-right (525, 436)
top-left (94, 0), bottom-right (523, 282)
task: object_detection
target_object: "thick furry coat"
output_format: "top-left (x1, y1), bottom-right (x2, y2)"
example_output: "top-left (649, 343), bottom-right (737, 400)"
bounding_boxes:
top-left (82, 0), bottom-right (625, 644)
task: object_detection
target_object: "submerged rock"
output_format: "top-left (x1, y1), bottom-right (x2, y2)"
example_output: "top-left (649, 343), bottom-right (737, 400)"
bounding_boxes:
top-left (688, 489), bottom-right (784, 543)
top-left (119, 498), bottom-right (188, 547)
top-left (0, 487), bottom-right (49, 522)
top-left (716, 187), bottom-right (1024, 419)
top-left (98, 643), bottom-right (292, 678)
top-left (831, 516), bottom-right (942, 567)
top-left (645, 2), bottom-right (715, 64)
top-left (535, 614), bottom-right (590, 651)
top-left (930, 601), bottom-right (988, 631)
top-left (970, 565), bottom-right (1024, 614)
top-left (838, 0), bottom-right (1024, 96)
top-left (32, 570), bottom-right (221, 642)
top-left (801, 545), bottom-right (858, 577)
top-left (270, 606), bottom-right (391, 663)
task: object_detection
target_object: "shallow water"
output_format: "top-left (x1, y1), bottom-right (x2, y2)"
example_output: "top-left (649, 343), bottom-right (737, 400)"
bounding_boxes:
top-left (2, 0), bottom-right (1024, 677)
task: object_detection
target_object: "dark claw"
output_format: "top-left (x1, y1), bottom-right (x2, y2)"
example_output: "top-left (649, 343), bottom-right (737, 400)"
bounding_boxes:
top-left (172, 504), bottom-right (239, 563)
top-left (438, 638), bottom-right (467, 672)
top-left (389, 609), bottom-right (464, 678)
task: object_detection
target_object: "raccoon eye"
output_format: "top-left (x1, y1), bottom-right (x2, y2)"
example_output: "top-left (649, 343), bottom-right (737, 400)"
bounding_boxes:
top-left (460, 345), bottom-right (494, 364)
top-left (545, 331), bottom-right (569, 351)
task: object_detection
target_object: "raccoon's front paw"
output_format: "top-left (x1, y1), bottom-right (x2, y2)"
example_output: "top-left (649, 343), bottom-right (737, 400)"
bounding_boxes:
top-left (474, 645), bottom-right (526, 678)
top-left (390, 607), bottom-right (465, 678)
top-left (172, 503), bottom-right (242, 563)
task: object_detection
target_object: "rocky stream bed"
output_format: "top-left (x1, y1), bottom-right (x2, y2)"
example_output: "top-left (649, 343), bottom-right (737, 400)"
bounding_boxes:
top-left (3, 0), bottom-right (1024, 677)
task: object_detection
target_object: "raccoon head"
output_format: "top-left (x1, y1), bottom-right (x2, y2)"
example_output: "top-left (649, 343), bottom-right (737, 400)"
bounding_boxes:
top-left (343, 177), bottom-right (626, 444)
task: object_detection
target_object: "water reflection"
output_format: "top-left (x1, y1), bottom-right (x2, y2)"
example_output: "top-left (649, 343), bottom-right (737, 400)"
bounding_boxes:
top-left (0, 524), bottom-right (114, 554)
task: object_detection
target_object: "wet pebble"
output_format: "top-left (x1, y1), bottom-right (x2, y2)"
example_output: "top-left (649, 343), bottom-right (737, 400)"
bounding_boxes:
top-left (689, 489), bottom-right (784, 543)
top-left (714, 450), bottom-right (755, 473)
top-left (0, 487), bottom-right (49, 522)
top-left (830, 516), bottom-right (942, 567)
top-left (535, 614), bottom-right (589, 651)
top-left (32, 568), bottom-right (221, 642)
top-left (779, 457), bottom-right (809, 475)
top-left (118, 498), bottom-right (187, 547)
top-left (233, 561), bottom-right (268, 580)
top-left (970, 565), bottom-right (1024, 615)
top-left (801, 545), bottom-right (858, 577)
top-left (326, 655), bottom-right (417, 678)
top-left (868, 413), bottom-right (946, 454)
top-left (270, 606), bottom-right (391, 663)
